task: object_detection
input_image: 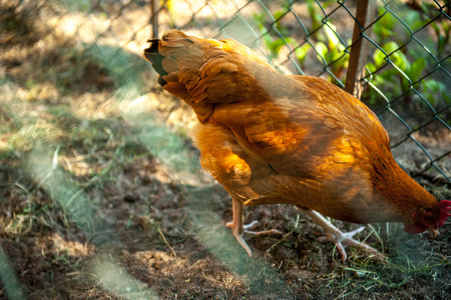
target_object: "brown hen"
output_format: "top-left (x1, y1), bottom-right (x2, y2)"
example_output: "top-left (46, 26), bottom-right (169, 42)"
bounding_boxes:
top-left (143, 30), bottom-right (451, 261)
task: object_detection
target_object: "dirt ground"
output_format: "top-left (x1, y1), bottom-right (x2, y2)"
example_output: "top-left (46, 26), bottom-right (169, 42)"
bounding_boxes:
top-left (1, 1), bottom-right (451, 299)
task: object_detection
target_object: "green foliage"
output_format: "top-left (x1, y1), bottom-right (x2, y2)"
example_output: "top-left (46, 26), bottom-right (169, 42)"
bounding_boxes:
top-left (294, 43), bottom-right (312, 67)
top-left (252, 2), bottom-right (449, 111)
top-left (312, 22), bottom-right (348, 78)
top-left (253, 1), bottom-right (348, 81)
top-left (253, 11), bottom-right (294, 60)
top-left (364, 5), bottom-right (450, 108)
top-left (421, 79), bottom-right (450, 105)
top-left (372, 9), bottom-right (398, 41)
top-left (306, 0), bottom-right (335, 32)
top-left (306, 0), bottom-right (322, 31)
top-left (431, 19), bottom-right (451, 58)
top-left (299, 0), bottom-right (348, 74)
top-left (366, 40), bottom-right (448, 106)
top-left (61, 0), bottom-right (91, 12)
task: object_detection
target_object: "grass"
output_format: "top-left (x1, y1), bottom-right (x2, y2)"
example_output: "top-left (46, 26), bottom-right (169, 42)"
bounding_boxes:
top-left (1, 1), bottom-right (450, 299)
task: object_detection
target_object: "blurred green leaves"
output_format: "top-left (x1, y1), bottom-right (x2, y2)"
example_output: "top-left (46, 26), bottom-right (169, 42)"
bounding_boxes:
top-left (366, 4), bottom-right (450, 108)
top-left (252, 1), bottom-right (450, 112)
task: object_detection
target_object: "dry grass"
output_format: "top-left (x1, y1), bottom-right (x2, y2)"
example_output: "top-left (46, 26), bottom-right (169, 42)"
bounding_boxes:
top-left (0, 1), bottom-right (450, 299)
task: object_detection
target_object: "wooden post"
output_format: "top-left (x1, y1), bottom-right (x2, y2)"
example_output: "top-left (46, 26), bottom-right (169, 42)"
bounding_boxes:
top-left (150, 0), bottom-right (159, 38)
top-left (344, 0), bottom-right (376, 99)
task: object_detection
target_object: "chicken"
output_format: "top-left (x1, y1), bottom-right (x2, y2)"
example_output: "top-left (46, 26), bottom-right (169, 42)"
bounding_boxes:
top-left (143, 30), bottom-right (451, 261)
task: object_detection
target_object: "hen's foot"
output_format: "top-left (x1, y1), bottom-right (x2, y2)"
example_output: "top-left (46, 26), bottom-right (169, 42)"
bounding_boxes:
top-left (227, 200), bottom-right (282, 257)
top-left (299, 208), bottom-right (385, 262)
top-left (241, 220), bottom-right (282, 236)
top-left (225, 219), bottom-right (252, 257)
top-left (316, 225), bottom-right (385, 262)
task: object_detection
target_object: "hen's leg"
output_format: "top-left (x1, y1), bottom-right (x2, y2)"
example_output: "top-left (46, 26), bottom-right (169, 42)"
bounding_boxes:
top-left (226, 199), bottom-right (252, 257)
top-left (226, 199), bottom-right (281, 257)
top-left (298, 208), bottom-right (385, 262)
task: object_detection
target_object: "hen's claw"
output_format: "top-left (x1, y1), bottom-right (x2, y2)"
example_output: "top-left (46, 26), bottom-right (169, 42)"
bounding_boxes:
top-left (225, 219), bottom-right (253, 257)
top-left (242, 220), bottom-right (282, 236)
top-left (227, 200), bottom-right (282, 257)
top-left (316, 225), bottom-right (384, 262)
top-left (299, 208), bottom-right (385, 262)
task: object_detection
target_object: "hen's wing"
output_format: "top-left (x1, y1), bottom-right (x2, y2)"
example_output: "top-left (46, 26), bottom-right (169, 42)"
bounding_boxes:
top-left (213, 77), bottom-right (381, 180)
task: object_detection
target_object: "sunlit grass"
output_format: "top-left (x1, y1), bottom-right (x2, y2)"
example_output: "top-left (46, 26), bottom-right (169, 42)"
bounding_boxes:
top-left (92, 258), bottom-right (159, 300)
top-left (1, 0), bottom-right (450, 298)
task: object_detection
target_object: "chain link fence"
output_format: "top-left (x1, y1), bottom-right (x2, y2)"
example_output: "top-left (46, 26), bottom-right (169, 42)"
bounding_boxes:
top-left (151, 0), bottom-right (451, 184)
top-left (12, 0), bottom-right (448, 182)
top-left (1, 0), bottom-right (450, 298)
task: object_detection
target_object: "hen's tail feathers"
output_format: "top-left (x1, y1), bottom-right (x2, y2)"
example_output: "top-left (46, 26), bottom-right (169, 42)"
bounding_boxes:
top-left (144, 30), bottom-right (204, 104)
top-left (143, 30), bottom-right (201, 85)
top-left (143, 30), bottom-right (286, 122)
top-left (143, 39), bottom-right (168, 87)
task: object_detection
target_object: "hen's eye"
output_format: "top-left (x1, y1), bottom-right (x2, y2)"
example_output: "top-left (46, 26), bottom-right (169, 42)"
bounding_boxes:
top-left (424, 212), bottom-right (434, 221)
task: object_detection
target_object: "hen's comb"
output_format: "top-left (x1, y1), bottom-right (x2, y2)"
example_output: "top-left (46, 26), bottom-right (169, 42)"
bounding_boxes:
top-left (438, 200), bottom-right (451, 227)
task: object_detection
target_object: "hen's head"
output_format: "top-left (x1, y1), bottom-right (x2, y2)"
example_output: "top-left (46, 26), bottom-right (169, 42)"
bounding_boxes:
top-left (403, 200), bottom-right (451, 237)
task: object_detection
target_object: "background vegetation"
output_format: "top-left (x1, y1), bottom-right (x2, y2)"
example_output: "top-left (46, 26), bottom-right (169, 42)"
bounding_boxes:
top-left (0, 0), bottom-right (450, 298)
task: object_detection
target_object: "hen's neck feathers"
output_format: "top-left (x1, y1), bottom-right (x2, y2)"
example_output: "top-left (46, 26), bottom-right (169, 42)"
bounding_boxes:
top-left (368, 146), bottom-right (437, 223)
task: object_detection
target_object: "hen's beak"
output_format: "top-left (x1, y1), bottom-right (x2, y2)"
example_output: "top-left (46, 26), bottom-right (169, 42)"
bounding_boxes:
top-left (429, 227), bottom-right (439, 238)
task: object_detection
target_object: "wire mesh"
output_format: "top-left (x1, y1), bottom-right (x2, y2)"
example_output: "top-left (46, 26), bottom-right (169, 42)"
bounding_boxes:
top-left (152, 0), bottom-right (451, 184)
top-left (13, 0), bottom-right (448, 182)
top-left (1, 0), bottom-right (450, 297)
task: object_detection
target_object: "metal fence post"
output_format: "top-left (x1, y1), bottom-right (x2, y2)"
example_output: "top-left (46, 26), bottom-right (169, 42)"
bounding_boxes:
top-left (150, 0), bottom-right (159, 38)
top-left (345, 0), bottom-right (376, 99)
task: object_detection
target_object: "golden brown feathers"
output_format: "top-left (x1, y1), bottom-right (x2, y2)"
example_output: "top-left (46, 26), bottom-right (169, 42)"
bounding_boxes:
top-left (144, 30), bottom-right (450, 238)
